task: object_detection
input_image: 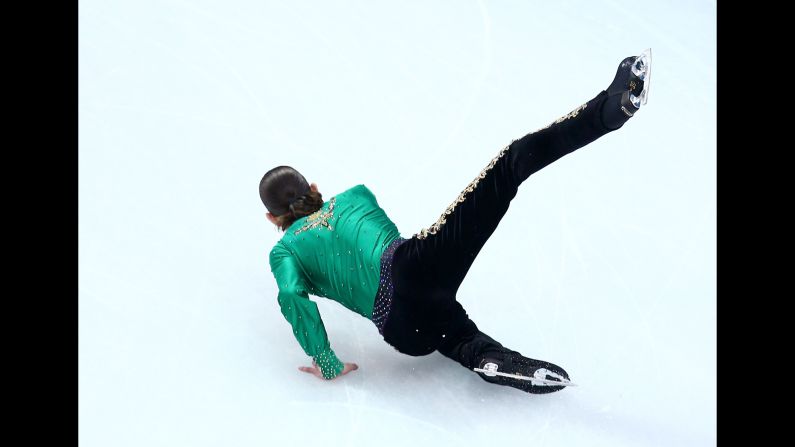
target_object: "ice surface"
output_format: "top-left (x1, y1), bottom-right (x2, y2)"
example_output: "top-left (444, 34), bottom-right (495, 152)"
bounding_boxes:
top-left (79, 1), bottom-right (716, 446)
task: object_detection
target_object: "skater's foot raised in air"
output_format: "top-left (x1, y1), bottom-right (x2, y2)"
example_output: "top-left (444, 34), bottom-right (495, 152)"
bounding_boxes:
top-left (602, 48), bottom-right (652, 129)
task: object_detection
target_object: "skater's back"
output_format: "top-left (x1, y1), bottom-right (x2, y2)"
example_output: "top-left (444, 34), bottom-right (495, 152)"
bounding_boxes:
top-left (269, 183), bottom-right (402, 319)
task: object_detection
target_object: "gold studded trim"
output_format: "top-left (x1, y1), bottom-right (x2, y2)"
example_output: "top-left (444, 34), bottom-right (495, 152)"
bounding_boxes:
top-left (413, 144), bottom-right (511, 240)
top-left (294, 197), bottom-right (336, 235)
top-left (412, 101), bottom-right (588, 241)
top-left (540, 102), bottom-right (588, 130)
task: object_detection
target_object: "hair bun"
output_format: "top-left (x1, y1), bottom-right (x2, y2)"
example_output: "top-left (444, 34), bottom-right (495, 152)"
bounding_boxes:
top-left (290, 192), bottom-right (310, 213)
top-left (258, 165), bottom-right (311, 215)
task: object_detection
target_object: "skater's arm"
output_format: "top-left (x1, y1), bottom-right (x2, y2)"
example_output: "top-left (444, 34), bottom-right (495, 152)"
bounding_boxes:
top-left (269, 243), bottom-right (345, 380)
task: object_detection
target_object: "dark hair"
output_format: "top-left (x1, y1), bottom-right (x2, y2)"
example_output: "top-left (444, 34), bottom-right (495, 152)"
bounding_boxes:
top-left (259, 166), bottom-right (324, 232)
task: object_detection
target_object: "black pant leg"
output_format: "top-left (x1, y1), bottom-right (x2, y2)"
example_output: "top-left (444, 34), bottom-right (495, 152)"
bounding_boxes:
top-left (434, 300), bottom-right (508, 370)
top-left (408, 90), bottom-right (617, 294)
top-left (384, 90), bottom-right (624, 357)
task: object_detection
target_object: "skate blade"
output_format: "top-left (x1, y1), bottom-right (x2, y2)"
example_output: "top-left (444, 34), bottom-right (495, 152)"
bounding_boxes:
top-left (473, 367), bottom-right (578, 387)
top-left (630, 48), bottom-right (652, 106)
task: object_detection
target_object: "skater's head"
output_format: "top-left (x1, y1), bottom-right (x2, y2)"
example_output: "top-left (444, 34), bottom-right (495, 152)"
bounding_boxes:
top-left (259, 165), bottom-right (323, 232)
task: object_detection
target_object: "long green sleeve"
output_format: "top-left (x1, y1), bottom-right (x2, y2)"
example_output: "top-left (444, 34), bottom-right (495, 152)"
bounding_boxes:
top-left (269, 242), bottom-right (344, 379)
top-left (266, 184), bottom-right (403, 379)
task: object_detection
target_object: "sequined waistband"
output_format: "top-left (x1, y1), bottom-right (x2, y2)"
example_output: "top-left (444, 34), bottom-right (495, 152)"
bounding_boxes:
top-left (371, 236), bottom-right (408, 334)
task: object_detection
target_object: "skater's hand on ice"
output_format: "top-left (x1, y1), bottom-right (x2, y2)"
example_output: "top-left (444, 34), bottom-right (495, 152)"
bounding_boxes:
top-left (299, 360), bottom-right (359, 380)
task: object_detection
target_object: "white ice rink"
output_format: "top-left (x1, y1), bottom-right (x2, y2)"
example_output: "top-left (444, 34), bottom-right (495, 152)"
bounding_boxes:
top-left (79, 1), bottom-right (716, 445)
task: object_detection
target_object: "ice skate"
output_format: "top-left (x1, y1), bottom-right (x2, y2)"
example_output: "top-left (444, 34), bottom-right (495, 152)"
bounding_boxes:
top-left (605, 48), bottom-right (652, 122)
top-left (602, 48), bottom-right (651, 129)
top-left (473, 350), bottom-right (574, 394)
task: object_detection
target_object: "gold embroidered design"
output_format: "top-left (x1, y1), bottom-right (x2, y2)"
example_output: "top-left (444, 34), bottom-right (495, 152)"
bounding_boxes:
top-left (540, 102), bottom-right (588, 130)
top-left (413, 101), bottom-right (588, 240)
top-left (413, 144), bottom-right (511, 240)
top-left (294, 197), bottom-right (336, 235)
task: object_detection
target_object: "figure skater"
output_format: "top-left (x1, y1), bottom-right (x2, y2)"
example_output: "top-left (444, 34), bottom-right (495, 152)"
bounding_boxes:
top-left (259, 52), bottom-right (651, 394)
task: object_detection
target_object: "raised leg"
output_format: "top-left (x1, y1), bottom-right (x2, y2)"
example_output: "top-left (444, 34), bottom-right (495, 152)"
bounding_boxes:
top-left (403, 55), bottom-right (645, 294)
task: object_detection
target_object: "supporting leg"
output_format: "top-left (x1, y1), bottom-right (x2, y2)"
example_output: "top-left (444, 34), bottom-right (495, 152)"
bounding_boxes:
top-left (436, 301), bottom-right (571, 394)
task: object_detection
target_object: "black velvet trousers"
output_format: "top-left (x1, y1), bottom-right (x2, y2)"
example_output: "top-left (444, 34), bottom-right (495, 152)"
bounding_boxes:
top-left (381, 89), bottom-right (627, 370)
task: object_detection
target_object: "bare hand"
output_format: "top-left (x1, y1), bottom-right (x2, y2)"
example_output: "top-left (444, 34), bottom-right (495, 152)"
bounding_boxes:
top-left (298, 360), bottom-right (359, 380)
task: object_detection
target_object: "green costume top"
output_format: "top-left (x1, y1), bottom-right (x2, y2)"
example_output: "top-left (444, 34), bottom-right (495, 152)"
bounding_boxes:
top-left (268, 184), bottom-right (402, 379)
